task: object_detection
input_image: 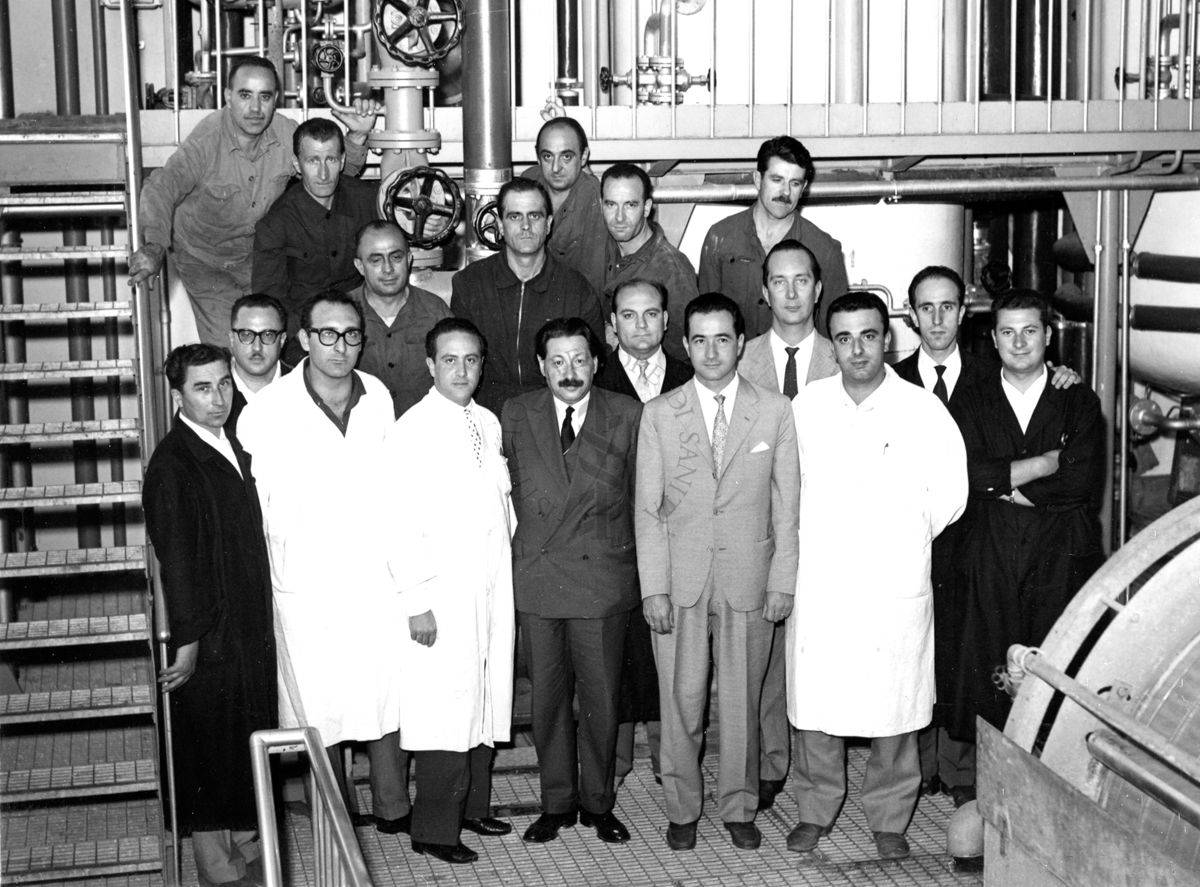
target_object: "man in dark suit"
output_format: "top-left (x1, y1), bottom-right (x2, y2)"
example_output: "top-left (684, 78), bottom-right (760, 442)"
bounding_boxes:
top-left (225, 293), bottom-right (287, 436)
top-left (143, 344), bottom-right (276, 887)
top-left (502, 317), bottom-right (643, 845)
top-left (636, 293), bottom-right (800, 852)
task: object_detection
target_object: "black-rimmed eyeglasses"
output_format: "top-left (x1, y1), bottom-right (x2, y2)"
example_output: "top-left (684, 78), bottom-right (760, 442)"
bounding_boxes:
top-left (233, 328), bottom-right (284, 345)
top-left (307, 327), bottom-right (364, 347)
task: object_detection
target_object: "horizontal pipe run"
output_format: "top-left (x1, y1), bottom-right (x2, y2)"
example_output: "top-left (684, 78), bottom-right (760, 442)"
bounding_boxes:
top-left (652, 172), bottom-right (1200, 204)
top-left (1130, 305), bottom-right (1200, 333)
top-left (1133, 251), bottom-right (1200, 283)
top-left (1088, 729), bottom-right (1200, 830)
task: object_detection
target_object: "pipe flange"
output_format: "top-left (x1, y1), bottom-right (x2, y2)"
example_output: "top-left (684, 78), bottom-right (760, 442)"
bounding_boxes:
top-left (367, 130), bottom-right (443, 152)
top-left (410, 248), bottom-right (443, 269)
top-left (463, 167), bottom-right (511, 193)
top-left (367, 66), bottom-right (440, 90)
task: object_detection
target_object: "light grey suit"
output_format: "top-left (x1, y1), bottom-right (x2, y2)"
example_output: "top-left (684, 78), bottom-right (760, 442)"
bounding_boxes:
top-left (635, 377), bottom-right (800, 825)
top-left (738, 329), bottom-right (839, 786)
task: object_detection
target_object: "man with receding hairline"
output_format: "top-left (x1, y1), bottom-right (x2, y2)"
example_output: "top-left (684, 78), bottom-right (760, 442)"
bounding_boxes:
top-left (225, 293), bottom-right (288, 436)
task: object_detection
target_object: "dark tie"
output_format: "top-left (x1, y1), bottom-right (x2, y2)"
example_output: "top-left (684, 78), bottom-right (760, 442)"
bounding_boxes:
top-left (560, 405), bottom-right (575, 453)
top-left (782, 346), bottom-right (800, 399)
top-left (933, 365), bottom-right (949, 405)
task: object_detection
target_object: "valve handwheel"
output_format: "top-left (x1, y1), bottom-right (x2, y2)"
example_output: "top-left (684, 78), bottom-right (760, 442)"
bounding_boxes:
top-left (372, 0), bottom-right (463, 68)
top-left (312, 41), bottom-right (345, 75)
top-left (379, 166), bottom-right (463, 250)
top-left (472, 200), bottom-right (502, 251)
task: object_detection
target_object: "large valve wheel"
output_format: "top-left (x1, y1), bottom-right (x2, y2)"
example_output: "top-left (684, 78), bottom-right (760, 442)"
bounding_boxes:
top-left (472, 200), bottom-right (502, 251)
top-left (372, 0), bottom-right (463, 69)
top-left (379, 166), bottom-right (463, 250)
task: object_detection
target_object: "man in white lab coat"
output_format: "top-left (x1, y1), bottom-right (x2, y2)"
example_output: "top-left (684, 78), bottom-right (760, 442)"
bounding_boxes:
top-left (382, 317), bottom-right (517, 865)
top-left (786, 292), bottom-right (967, 861)
top-left (237, 290), bottom-right (408, 833)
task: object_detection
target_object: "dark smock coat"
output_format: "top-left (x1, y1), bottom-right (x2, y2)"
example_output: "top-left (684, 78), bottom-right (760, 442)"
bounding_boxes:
top-left (948, 374), bottom-right (1103, 741)
top-left (143, 420), bottom-right (277, 834)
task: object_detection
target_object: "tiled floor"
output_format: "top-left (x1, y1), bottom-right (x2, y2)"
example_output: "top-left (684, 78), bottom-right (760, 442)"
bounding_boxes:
top-left (182, 741), bottom-right (983, 887)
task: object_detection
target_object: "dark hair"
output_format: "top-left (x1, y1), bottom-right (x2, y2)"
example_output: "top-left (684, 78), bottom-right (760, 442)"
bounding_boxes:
top-left (762, 238), bottom-right (822, 287)
top-left (611, 278), bottom-right (668, 314)
top-left (535, 317), bottom-right (602, 360)
top-left (299, 289), bottom-right (365, 331)
top-left (991, 288), bottom-right (1050, 328)
top-left (756, 135), bottom-right (814, 181)
top-left (499, 177), bottom-right (553, 218)
top-left (907, 265), bottom-right (965, 309)
top-left (827, 291), bottom-right (890, 334)
top-left (425, 316), bottom-right (487, 361)
top-left (535, 116), bottom-right (589, 154)
top-left (164, 343), bottom-right (231, 391)
top-left (230, 293), bottom-right (287, 330)
top-left (293, 117), bottom-right (344, 157)
top-left (355, 219), bottom-right (408, 255)
top-left (684, 292), bottom-right (745, 340)
top-left (227, 56), bottom-right (280, 94)
top-left (601, 162), bottom-right (652, 203)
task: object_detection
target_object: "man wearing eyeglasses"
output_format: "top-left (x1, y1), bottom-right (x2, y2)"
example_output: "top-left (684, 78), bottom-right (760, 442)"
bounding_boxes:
top-left (226, 293), bottom-right (288, 436)
top-left (237, 289), bottom-right (408, 837)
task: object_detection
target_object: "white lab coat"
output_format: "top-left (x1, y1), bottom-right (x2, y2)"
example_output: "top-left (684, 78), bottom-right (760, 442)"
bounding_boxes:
top-left (787, 368), bottom-right (967, 737)
top-left (237, 363), bottom-right (402, 746)
top-left (382, 390), bottom-right (516, 752)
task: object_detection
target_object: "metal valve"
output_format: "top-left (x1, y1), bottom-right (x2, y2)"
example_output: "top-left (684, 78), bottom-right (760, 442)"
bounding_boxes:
top-left (372, 0), bottom-right (464, 69)
top-left (311, 41), bottom-right (346, 75)
top-left (600, 57), bottom-right (714, 105)
top-left (378, 166), bottom-right (463, 250)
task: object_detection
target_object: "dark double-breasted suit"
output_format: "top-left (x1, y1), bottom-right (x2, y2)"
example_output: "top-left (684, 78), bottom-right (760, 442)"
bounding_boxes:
top-left (502, 386), bottom-right (643, 816)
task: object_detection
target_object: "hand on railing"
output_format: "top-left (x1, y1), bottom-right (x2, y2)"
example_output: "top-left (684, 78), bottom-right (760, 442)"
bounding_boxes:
top-left (158, 640), bottom-right (199, 692)
top-left (128, 243), bottom-right (166, 289)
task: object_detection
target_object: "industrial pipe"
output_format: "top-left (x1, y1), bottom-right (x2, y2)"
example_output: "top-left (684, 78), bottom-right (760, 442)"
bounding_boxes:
top-left (1132, 251), bottom-right (1200, 283)
top-left (1130, 305), bottom-right (1200, 332)
top-left (1088, 729), bottom-right (1200, 832)
top-left (555, 0), bottom-right (579, 104)
top-left (461, 0), bottom-right (511, 264)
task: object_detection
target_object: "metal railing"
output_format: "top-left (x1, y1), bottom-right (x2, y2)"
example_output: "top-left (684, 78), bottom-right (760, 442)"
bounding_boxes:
top-left (251, 727), bottom-right (373, 887)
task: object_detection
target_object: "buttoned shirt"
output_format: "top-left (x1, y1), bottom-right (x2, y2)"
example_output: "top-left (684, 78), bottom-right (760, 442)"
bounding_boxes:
top-left (522, 166), bottom-right (609, 292)
top-left (1001, 366), bottom-right (1048, 434)
top-left (178, 413), bottom-right (243, 477)
top-left (695, 376), bottom-right (739, 444)
top-left (916, 344), bottom-right (964, 401)
top-left (603, 224), bottom-right (699, 362)
top-left (349, 283), bottom-right (452, 418)
top-left (552, 391), bottom-right (591, 438)
top-left (140, 108), bottom-right (367, 276)
top-left (768, 329), bottom-right (816, 396)
top-left (617, 346), bottom-right (666, 401)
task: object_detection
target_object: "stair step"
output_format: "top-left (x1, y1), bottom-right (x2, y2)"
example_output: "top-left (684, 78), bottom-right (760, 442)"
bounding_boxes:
top-left (0, 546), bottom-right (146, 578)
top-left (0, 301), bottom-right (133, 321)
top-left (0, 191), bottom-right (126, 209)
top-left (0, 359), bottom-right (135, 381)
top-left (0, 758), bottom-right (157, 803)
top-left (1, 835), bottom-right (161, 884)
top-left (0, 614), bottom-right (149, 651)
top-left (0, 684), bottom-right (155, 725)
top-left (0, 244), bottom-right (128, 262)
top-left (0, 418), bottom-right (141, 444)
top-left (1, 481), bottom-right (142, 509)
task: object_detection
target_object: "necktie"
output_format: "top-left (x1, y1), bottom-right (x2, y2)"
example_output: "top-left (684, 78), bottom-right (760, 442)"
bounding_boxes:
top-left (933, 364), bottom-right (949, 406)
top-left (464, 407), bottom-right (483, 466)
top-left (635, 359), bottom-right (652, 400)
top-left (711, 394), bottom-right (728, 478)
top-left (782, 346), bottom-right (800, 399)
top-left (560, 405), bottom-right (575, 454)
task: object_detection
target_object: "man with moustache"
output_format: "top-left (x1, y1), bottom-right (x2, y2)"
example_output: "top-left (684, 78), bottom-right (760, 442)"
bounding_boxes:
top-left (698, 136), bottom-right (849, 340)
top-left (451, 178), bottom-right (604, 415)
top-left (383, 317), bottom-right (516, 865)
top-left (600, 163), bottom-right (698, 362)
top-left (348, 221), bottom-right (451, 417)
top-left (787, 292), bottom-right (966, 860)
top-left (130, 57), bottom-right (379, 346)
top-left (737, 238), bottom-right (840, 812)
top-left (636, 293), bottom-right (800, 852)
top-left (522, 117), bottom-right (608, 291)
top-left (225, 294), bottom-right (287, 436)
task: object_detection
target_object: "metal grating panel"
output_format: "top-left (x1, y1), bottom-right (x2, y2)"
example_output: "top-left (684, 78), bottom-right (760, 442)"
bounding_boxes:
top-left (0, 482), bottom-right (142, 509)
top-left (0, 301), bottom-right (133, 321)
top-left (1, 759), bottom-right (157, 803)
top-left (0, 245), bottom-right (129, 262)
top-left (0, 547), bottom-right (146, 578)
top-left (0, 419), bottom-right (141, 444)
top-left (0, 614), bottom-right (149, 651)
top-left (0, 685), bottom-right (154, 725)
top-left (2, 836), bottom-right (161, 884)
top-left (0, 360), bottom-right (134, 382)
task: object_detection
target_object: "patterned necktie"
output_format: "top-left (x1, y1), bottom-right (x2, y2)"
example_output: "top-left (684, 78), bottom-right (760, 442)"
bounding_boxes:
top-left (464, 407), bottom-right (483, 466)
top-left (711, 394), bottom-right (728, 478)
top-left (933, 364), bottom-right (949, 406)
top-left (560, 405), bottom-right (576, 454)
top-left (782, 346), bottom-right (800, 399)
top-left (636, 359), bottom-right (652, 400)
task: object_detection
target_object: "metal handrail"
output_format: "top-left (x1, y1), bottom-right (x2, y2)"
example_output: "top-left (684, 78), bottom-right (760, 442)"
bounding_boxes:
top-left (250, 727), bottom-right (373, 887)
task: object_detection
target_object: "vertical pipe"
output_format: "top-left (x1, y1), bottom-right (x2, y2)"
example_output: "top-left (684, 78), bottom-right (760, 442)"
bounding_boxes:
top-left (833, 0), bottom-right (862, 104)
top-left (1046, 0), bottom-right (1054, 130)
top-left (1152, 0), bottom-right (1162, 127)
top-left (747, 0), bottom-right (755, 133)
top-left (670, 0), bottom-right (677, 136)
top-left (900, 0), bottom-right (907, 134)
top-left (972, 0), bottom-right (981, 130)
top-left (786, 0), bottom-right (793, 133)
top-left (556, 0), bottom-right (579, 105)
top-left (1117, 190), bottom-right (1131, 547)
top-left (1094, 189), bottom-right (1119, 555)
top-left (1082, 0), bottom-right (1091, 130)
top-left (462, 0), bottom-right (512, 265)
top-left (710, 0), bottom-right (717, 136)
top-left (861, 0), bottom-right (869, 134)
top-left (1191, 0), bottom-right (1198, 127)
top-left (825, 0), bottom-right (833, 135)
top-left (1008, 0), bottom-right (1017, 130)
top-left (1118, 0), bottom-right (1128, 127)
top-left (581, 0), bottom-right (598, 110)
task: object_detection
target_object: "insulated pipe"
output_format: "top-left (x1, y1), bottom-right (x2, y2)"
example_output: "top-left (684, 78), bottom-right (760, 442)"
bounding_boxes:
top-left (461, 0), bottom-right (511, 264)
top-left (1130, 305), bottom-right (1200, 331)
top-left (1095, 189), bottom-right (1120, 555)
top-left (1132, 251), bottom-right (1200, 282)
top-left (556, 0), bottom-right (579, 105)
top-left (833, 0), bottom-right (863, 104)
top-left (0, 0), bottom-right (12, 117)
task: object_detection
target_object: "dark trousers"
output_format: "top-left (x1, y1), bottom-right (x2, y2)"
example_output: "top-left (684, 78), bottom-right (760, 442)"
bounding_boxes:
top-left (325, 731), bottom-right (409, 820)
top-left (411, 744), bottom-right (494, 846)
top-left (520, 609), bottom-right (628, 815)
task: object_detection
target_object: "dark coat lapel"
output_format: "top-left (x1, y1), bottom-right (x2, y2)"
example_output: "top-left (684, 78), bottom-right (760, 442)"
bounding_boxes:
top-left (527, 388), bottom-right (571, 497)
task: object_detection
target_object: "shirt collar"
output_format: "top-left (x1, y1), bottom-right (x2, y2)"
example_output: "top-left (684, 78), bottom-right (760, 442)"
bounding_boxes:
top-left (553, 391), bottom-right (591, 430)
top-left (232, 362), bottom-right (278, 397)
top-left (220, 107), bottom-right (279, 158)
top-left (302, 361), bottom-right (367, 435)
top-left (179, 412), bottom-right (230, 443)
top-left (917, 342), bottom-right (962, 373)
top-left (618, 345), bottom-right (665, 374)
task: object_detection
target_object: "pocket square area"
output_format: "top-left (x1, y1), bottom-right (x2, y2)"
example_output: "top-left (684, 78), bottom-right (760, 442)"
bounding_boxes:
top-left (750, 441), bottom-right (771, 454)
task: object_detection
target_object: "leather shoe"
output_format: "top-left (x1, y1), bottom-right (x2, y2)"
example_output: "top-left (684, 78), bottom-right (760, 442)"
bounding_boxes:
top-left (874, 831), bottom-right (911, 860)
top-left (579, 809), bottom-right (630, 844)
top-left (919, 775), bottom-right (944, 796)
top-left (757, 777), bottom-right (786, 811)
top-left (786, 821), bottom-right (831, 853)
top-left (412, 839), bottom-right (478, 864)
top-left (375, 812), bottom-right (412, 835)
top-left (666, 820), bottom-right (697, 851)
top-left (949, 784), bottom-right (977, 808)
top-left (461, 816), bottom-right (512, 837)
top-left (724, 821), bottom-right (761, 850)
top-left (522, 810), bottom-right (577, 843)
